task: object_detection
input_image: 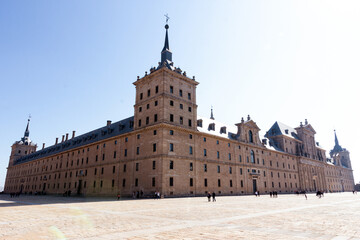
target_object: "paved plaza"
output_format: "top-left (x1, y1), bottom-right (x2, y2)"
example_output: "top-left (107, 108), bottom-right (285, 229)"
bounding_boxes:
top-left (0, 192), bottom-right (360, 240)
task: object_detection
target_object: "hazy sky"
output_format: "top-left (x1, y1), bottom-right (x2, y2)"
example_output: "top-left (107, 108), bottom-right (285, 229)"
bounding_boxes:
top-left (1, 0), bottom-right (359, 189)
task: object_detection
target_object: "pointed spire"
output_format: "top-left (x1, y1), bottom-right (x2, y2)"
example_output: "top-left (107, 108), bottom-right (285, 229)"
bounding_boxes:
top-left (334, 130), bottom-right (340, 147)
top-left (161, 24), bottom-right (172, 63)
top-left (331, 129), bottom-right (343, 154)
top-left (24, 118), bottom-right (30, 138)
top-left (210, 106), bottom-right (215, 120)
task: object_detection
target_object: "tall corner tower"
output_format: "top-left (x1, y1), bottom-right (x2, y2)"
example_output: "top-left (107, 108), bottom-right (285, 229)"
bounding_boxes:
top-left (133, 23), bottom-right (199, 131)
top-left (330, 130), bottom-right (352, 169)
top-left (7, 119), bottom-right (37, 167)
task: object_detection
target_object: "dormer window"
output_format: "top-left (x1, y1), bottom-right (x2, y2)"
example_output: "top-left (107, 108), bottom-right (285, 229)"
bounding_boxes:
top-left (220, 126), bottom-right (227, 134)
top-left (197, 119), bottom-right (203, 127)
top-left (285, 129), bottom-right (289, 134)
top-left (209, 123), bottom-right (215, 131)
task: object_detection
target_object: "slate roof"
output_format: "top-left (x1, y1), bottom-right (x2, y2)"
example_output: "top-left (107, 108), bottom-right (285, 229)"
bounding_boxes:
top-left (265, 121), bottom-right (300, 140)
top-left (14, 117), bottom-right (134, 165)
top-left (197, 116), bottom-right (238, 140)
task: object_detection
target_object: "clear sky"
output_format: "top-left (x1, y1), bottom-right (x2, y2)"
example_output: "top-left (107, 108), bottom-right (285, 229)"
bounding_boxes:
top-left (1, 0), bottom-right (359, 190)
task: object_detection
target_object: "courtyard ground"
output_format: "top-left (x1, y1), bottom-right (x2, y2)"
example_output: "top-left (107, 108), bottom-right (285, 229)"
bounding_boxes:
top-left (0, 192), bottom-right (359, 240)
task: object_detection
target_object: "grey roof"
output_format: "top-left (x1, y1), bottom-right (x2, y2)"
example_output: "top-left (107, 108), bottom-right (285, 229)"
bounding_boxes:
top-left (14, 116), bottom-right (134, 165)
top-left (265, 121), bottom-right (300, 140)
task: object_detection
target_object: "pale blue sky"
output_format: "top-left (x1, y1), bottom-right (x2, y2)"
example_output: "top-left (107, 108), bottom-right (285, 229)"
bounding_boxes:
top-left (1, 1), bottom-right (359, 189)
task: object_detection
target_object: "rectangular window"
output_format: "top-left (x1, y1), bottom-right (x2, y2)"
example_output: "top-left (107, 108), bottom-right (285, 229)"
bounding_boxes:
top-left (188, 93), bottom-right (191, 100)
top-left (217, 151), bottom-right (220, 159)
top-left (124, 149), bottom-right (127, 157)
top-left (113, 151), bottom-right (116, 159)
top-left (240, 168), bottom-right (243, 175)
top-left (230, 180), bottom-right (233, 187)
top-left (154, 130), bottom-right (157, 135)
top-left (136, 163), bottom-right (139, 171)
top-left (152, 161), bottom-right (156, 170)
top-left (218, 179), bottom-right (221, 187)
top-left (229, 167), bottom-right (232, 174)
top-left (170, 86), bottom-right (173, 93)
top-left (146, 117), bottom-right (149, 125)
top-left (228, 153), bottom-right (231, 160)
top-left (170, 114), bottom-right (174, 122)
top-left (188, 107), bottom-right (192, 112)
top-left (95, 155), bottom-right (98, 162)
top-left (204, 178), bottom-right (208, 187)
top-left (204, 164), bottom-right (207, 172)
top-left (204, 149), bottom-right (207, 156)
top-left (170, 160), bottom-right (174, 169)
top-left (188, 119), bottom-right (192, 127)
top-left (113, 166), bottom-right (116, 173)
top-left (155, 86), bottom-right (159, 93)
top-left (123, 164), bottom-right (126, 172)
top-left (94, 168), bottom-right (97, 175)
top-left (170, 130), bottom-right (174, 135)
top-left (122, 179), bottom-right (126, 187)
top-left (152, 177), bottom-right (156, 187)
top-left (138, 119), bottom-right (141, 127)
top-left (190, 162), bottom-right (193, 171)
top-left (112, 179), bottom-right (115, 187)
top-left (169, 177), bottom-right (174, 186)
top-left (102, 154), bottom-right (105, 161)
top-left (179, 89), bottom-right (183, 97)
top-left (147, 89), bottom-right (150, 97)
top-left (153, 143), bottom-right (157, 152)
top-left (170, 143), bottom-right (174, 152)
top-left (190, 178), bottom-right (193, 187)
top-left (93, 181), bottom-right (96, 188)
top-left (189, 146), bottom-right (193, 155)
top-left (139, 107), bottom-right (142, 112)
top-left (135, 178), bottom-right (138, 187)
top-left (170, 100), bottom-right (174, 106)
top-left (217, 165), bottom-right (220, 173)
top-left (241, 180), bottom-right (243, 188)
top-left (203, 137), bottom-right (206, 142)
top-left (154, 114), bottom-right (158, 122)
top-left (101, 167), bottom-right (104, 175)
top-left (140, 93), bottom-right (143, 100)
top-left (180, 116), bottom-right (183, 124)
top-left (180, 103), bottom-right (183, 109)
top-left (136, 147), bottom-right (140, 155)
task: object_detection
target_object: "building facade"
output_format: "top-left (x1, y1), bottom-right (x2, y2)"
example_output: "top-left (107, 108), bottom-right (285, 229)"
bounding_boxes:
top-left (4, 24), bottom-right (355, 197)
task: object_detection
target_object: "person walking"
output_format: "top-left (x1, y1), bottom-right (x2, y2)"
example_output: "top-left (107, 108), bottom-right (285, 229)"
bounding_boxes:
top-left (117, 194), bottom-right (120, 200)
top-left (207, 192), bottom-right (211, 202)
top-left (212, 192), bottom-right (216, 202)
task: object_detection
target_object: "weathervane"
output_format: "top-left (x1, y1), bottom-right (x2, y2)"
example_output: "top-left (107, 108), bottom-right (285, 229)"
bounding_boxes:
top-left (164, 14), bottom-right (170, 23)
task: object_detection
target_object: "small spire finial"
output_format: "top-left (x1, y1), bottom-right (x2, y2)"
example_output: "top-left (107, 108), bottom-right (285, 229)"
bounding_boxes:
top-left (210, 106), bottom-right (215, 120)
top-left (164, 13), bottom-right (170, 23)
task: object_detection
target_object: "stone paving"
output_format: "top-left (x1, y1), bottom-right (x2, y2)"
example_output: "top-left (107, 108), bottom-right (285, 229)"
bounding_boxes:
top-left (0, 192), bottom-right (360, 240)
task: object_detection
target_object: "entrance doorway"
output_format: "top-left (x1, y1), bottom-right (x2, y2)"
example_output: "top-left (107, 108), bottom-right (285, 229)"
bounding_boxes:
top-left (77, 180), bottom-right (82, 195)
top-left (252, 179), bottom-right (257, 193)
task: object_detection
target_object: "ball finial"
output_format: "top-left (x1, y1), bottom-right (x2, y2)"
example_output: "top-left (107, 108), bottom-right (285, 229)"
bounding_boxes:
top-left (165, 24), bottom-right (169, 29)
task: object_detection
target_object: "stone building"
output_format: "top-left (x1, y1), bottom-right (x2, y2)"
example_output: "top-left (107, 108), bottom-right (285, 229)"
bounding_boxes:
top-left (4, 24), bottom-right (355, 197)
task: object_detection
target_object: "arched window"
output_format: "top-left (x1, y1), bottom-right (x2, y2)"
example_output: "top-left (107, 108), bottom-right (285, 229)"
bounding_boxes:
top-left (250, 150), bottom-right (255, 163)
top-left (249, 130), bottom-right (253, 143)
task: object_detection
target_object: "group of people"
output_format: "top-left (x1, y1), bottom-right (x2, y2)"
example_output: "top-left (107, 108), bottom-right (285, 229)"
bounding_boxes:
top-left (269, 191), bottom-right (278, 198)
top-left (132, 190), bottom-right (144, 199)
top-left (206, 192), bottom-right (216, 202)
top-left (9, 192), bottom-right (21, 198)
top-left (154, 191), bottom-right (161, 199)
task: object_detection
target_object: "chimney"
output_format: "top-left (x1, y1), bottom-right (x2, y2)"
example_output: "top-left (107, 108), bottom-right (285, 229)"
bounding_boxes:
top-left (55, 138), bottom-right (58, 145)
top-left (66, 133), bottom-right (69, 141)
top-left (42, 143), bottom-right (45, 149)
top-left (262, 139), bottom-right (268, 145)
top-left (72, 131), bottom-right (76, 139)
top-left (61, 135), bottom-right (65, 142)
top-left (107, 120), bottom-right (112, 126)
